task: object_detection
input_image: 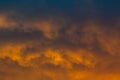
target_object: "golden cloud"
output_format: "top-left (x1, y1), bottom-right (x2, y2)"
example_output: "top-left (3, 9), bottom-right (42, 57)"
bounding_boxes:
top-left (0, 15), bottom-right (119, 80)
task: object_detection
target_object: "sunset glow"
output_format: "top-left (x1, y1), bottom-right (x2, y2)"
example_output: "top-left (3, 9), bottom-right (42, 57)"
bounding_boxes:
top-left (0, 0), bottom-right (120, 80)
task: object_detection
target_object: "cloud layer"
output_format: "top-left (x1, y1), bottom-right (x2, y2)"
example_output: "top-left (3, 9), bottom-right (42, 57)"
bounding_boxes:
top-left (0, 0), bottom-right (120, 80)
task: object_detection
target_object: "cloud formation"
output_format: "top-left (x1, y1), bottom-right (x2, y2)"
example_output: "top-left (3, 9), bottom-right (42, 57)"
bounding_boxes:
top-left (0, 0), bottom-right (120, 80)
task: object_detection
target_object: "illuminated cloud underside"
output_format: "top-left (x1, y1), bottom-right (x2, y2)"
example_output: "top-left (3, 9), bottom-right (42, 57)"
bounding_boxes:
top-left (0, 0), bottom-right (120, 80)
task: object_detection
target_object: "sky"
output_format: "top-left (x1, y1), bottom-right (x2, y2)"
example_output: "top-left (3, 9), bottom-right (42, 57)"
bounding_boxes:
top-left (0, 0), bottom-right (120, 80)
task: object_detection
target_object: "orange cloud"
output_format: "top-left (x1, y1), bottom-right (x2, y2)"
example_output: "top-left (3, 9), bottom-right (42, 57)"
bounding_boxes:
top-left (0, 16), bottom-right (119, 80)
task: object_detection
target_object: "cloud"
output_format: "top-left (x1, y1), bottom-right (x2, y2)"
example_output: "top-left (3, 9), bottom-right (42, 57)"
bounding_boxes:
top-left (0, 0), bottom-right (120, 80)
top-left (0, 20), bottom-right (120, 80)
